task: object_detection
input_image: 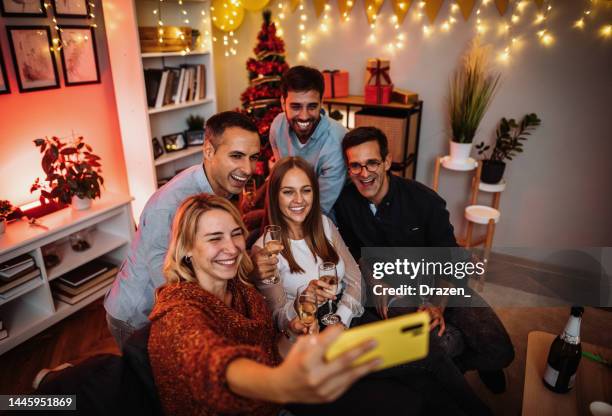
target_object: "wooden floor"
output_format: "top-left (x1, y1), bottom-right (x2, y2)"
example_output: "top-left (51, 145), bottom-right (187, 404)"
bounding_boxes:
top-left (0, 302), bottom-right (609, 416)
top-left (0, 299), bottom-right (119, 396)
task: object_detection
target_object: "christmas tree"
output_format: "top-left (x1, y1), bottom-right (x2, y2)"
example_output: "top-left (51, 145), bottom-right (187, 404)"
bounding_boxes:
top-left (240, 10), bottom-right (289, 144)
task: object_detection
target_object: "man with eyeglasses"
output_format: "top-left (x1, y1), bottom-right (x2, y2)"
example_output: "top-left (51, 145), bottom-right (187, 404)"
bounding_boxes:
top-left (333, 126), bottom-right (514, 395)
top-left (269, 65), bottom-right (347, 214)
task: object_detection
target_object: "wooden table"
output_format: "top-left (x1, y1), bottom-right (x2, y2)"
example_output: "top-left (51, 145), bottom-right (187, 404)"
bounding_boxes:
top-left (522, 331), bottom-right (612, 416)
top-left (323, 95), bottom-right (423, 179)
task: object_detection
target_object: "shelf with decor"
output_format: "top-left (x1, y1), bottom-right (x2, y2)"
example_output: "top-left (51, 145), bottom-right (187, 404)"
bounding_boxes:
top-left (0, 193), bottom-right (134, 355)
top-left (154, 146), bottom-right (202, 167)
top-left (148, 97), bottom-right (213, 115)
top-left (105, 0), bottom-right (217, 218)
top-left (141, 49), bottom-right (210, 59)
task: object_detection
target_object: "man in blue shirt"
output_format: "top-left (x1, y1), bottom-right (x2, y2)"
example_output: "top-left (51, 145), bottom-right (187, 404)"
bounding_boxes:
top-left (104, 111), bottom-right (261, 349)
top-left (269, 66), bottom-right (347, 214)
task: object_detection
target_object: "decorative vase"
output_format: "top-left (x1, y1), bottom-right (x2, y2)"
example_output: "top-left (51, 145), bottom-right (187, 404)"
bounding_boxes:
top-left (449, 140), bottom-right (473, 163)
top-left (71, 196), bottom-right (92, 211)
top-left (0, 218), bottom-right (6, 234)
top-left (481, 160), bottom-right (506, 184)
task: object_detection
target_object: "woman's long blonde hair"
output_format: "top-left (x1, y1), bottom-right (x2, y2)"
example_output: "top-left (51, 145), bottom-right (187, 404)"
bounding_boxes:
top-left (163, 193), bottom-right (253, 284)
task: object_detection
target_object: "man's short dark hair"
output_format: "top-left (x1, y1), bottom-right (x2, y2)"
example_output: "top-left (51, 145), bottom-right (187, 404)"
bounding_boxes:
top-left (280, 66), bottom-right (324, 99)
top-left (205, 111), bottom-right (259, 147)
top-left (341, 126), bottom-right (389, 161)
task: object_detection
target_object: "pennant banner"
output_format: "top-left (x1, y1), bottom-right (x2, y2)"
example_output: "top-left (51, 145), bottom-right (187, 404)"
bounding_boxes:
top-left (456, 0), bottom-right (475, 21)
top-left (313, 0), bottom-right (327, 16)
top-left (424, 0), bottom-right (443, 24)
top-left (494, 0), bottom-right (509, 16)
top-left (364, 0), bottom-right (384, 25)
top-left (391, 0), bottom-right (412, 25)
top-left (337, 0), bottom-right (355, 19)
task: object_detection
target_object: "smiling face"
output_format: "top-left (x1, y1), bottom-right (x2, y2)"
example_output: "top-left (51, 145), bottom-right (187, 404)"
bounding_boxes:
top-left (281, 90), bottom-right (322, 143)
top-left (345, 140), bottom-right (392, 206)
top-left (188, 209), bottom-right (246, 284)
top-left (278, 167), bottom-right (314, 235)
top-left (204, 127), bottom-right (260, 197)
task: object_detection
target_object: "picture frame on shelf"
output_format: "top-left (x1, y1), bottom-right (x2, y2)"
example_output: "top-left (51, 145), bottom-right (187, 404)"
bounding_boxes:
top-left (0, 44), bottom-right (10, 95)
top-left (185, 130), bottom-right (204, 146)
top-left (0, 0), bottom-right (46, 17)
top-left (6, 26), bottom-right (59, 93)
top-left (51, 0), bottom-right (89, 18)
top-left (162, 133), bottom-right (187, 153)
top-left (152, 137), bottom-right (164, 159)
top-left (58, 25), bottom-right (100, 86)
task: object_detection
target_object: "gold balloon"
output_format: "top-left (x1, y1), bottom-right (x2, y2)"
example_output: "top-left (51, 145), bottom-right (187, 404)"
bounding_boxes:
top-left (242, 0), bottom-right (270, 12)
top-left (211, 0), bottom-right (245, 32)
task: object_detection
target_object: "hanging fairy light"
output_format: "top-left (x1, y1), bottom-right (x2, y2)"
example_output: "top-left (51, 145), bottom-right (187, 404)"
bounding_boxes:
top-left (537, 0), bottom-right (554, 46)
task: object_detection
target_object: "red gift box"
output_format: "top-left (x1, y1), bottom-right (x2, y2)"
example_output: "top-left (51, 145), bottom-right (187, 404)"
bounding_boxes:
top-left (364, 58), bottom-right (393, 104)
top-left (323, 70), bottom-right (349, 99)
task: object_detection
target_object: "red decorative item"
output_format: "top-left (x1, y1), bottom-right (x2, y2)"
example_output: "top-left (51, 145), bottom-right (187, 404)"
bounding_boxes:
top-left (323, 70), bottom-right (349, 99)
top-left (364, 58), bottom-right (393, 104)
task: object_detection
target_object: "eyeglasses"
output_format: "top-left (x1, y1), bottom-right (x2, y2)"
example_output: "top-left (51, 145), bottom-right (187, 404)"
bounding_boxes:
top-left (347, 160), bottom-right (382, 175)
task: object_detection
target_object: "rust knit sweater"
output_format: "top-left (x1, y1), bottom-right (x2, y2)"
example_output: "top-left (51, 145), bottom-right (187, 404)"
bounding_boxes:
top-left (148, 280), bottom-right (282, 416)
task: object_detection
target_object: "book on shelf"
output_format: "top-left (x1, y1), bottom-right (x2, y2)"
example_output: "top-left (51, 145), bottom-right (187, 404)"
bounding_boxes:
top-left (145, 64), bottom-right (207, 109)
top-left (53, 266), bottom-right (118, 296)
top-left (0, 329), bottom-right (7, 341)
top-left (0, 264), bottom-right (36, 284)
top-left (144, 69), bottom-right (164, 108)
top-left (0, 254), bottom-right (35, 280)
top-left (0, 268), bottom-right (41, 296)
top-left (53, 274), bottom-right (116, 305)
top-left (154, 70), bottom-right (169, 108)
top-left (57, 259), bottom-right (116, 288)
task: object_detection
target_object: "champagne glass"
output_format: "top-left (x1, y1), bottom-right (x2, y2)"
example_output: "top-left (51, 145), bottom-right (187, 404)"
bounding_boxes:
top-left (319, 262), bottom-right (340, 326)
top-left (296, 284), bottom-right (318, 335)
top-left (242, 178), bottom-right (256, 208)
top-left (262, 225), bottom-right (283, 285)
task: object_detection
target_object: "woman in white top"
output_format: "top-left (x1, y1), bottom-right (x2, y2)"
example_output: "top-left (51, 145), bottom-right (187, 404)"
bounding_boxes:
top-left (252, 156), bottom-right (364, 332)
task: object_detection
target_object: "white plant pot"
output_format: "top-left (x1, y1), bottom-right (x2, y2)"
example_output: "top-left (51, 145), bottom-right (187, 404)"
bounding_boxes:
top-left (0, 218), bottom-right (6, 234)
top-left (71, 196), bottom-right (92, 211)
top-left (449, 140), bottom-right (473, 163)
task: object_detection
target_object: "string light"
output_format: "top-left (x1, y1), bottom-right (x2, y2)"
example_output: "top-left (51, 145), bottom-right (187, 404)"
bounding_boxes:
top-left (600, 24), bottom-right (612, 38)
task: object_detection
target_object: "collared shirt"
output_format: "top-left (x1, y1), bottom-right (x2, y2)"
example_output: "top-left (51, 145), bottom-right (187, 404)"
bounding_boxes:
top-left (104, 164), bottom-right (213, 328)
top-left (333, 174), bottom-right (457, 261)
top-left (269, 112), bottom-right (347, 215)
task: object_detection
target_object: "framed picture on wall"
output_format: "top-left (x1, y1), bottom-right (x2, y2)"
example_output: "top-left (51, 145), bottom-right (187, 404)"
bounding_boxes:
top-left (0, 0), bottom-right (46, 17)
top-left (51, 0), bottom-right (89, 18)
top-left (58, 25), bottom-right (100, 86)
top-left (0, 45), bottom-right (10, 95)
top-left (6, 26), bottom-right (59, 93)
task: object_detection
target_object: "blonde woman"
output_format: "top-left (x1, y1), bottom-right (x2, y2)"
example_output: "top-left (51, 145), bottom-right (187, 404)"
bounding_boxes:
top-left (147, 193), bottom-right (380, 416)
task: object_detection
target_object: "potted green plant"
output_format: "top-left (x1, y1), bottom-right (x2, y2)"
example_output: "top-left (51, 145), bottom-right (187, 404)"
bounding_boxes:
top-left (184, 114), bottom-right (205, 146)
top-left (0, 200), bottom-right (13, 234)
top-left (475, 113), bottom-right (541, 184)
top-left (448, 41), bottom-right (501, 164)
top-left (30, 136), bottom-right (104, 211)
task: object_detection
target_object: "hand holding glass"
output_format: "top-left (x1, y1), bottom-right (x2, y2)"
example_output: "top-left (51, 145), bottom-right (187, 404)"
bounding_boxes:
top-left (262, 225), bottom-right (283, 285)
top-left (319, 262), bottom-right (340, 326)
top-left (296, 284), bottom-right (318, 335)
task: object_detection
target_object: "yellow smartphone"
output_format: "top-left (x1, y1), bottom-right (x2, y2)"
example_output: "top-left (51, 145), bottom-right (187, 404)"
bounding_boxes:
top-left (325, 312), bottom-right (429, 370)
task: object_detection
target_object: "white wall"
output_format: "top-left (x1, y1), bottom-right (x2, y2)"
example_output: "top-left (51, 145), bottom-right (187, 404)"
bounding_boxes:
top-left (213, 0), bottom-right (612, 250)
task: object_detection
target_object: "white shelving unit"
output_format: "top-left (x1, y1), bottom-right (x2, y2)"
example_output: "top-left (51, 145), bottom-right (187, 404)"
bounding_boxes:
top-left (103, 0), bottom-right (217, 219)
top-left (0, 194), bottom-right (134, 355)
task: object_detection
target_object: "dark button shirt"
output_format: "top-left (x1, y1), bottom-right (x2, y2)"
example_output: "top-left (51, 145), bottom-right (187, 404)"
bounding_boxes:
top-left (333, 174), bottom-right (457, 261)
